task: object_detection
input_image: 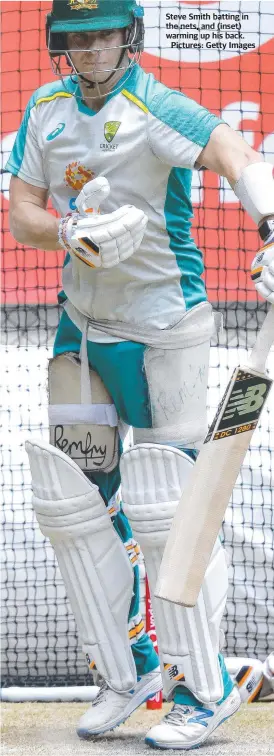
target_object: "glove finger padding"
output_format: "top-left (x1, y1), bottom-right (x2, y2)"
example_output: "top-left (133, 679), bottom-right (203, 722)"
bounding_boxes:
top-left (256, 284), bottom-right (274, 305)
top-left (63, 205), bottom-right (148, 269)
top-left (75, 176), bottom-right (110, 215)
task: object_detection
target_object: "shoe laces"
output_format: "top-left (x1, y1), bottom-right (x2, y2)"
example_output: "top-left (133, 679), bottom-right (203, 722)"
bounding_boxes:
top-left (93, 680), bottom-right (109, 706)
top-left (164, 704), bottom-right (195, 726)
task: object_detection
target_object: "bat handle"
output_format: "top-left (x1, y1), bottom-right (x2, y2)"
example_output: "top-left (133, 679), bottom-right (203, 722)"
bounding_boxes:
top-left (248, 305), bottom-right (274, 373)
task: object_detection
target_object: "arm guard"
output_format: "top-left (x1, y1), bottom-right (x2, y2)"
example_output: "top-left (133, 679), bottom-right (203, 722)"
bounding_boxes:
top-left (234, 161), bottom-right (274, 226)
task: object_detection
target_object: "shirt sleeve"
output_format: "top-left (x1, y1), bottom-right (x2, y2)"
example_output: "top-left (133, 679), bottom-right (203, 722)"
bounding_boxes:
top-left (5, 97), bottom-right (48, 189)
top-left (147, 89), bottom-right (223, 169)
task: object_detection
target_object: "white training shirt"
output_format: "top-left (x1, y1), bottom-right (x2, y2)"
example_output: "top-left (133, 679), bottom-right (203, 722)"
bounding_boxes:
top-left (7, 64), bottom-right (222, 341)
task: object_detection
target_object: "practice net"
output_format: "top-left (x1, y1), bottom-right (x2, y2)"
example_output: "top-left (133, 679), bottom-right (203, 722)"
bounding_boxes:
top-left (1, 1), bottom-right (274, 688)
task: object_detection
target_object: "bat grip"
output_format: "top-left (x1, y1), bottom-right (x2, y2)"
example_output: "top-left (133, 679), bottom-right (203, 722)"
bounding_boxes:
top-left (248, 305), bottom-right (274, 373)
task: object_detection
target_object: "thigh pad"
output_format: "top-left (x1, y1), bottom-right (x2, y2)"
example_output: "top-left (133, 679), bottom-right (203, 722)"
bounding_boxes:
top-left (48, 353), bottom-right (119, 473)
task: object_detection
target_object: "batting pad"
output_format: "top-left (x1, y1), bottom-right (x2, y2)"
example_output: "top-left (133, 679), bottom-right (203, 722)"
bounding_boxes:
top-left (26, 438), bottom-right (136, 693)
top-left (121, 443), bottom-right (227, 703)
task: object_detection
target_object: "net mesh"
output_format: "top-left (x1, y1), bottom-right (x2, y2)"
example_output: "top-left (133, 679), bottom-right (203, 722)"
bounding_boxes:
top-left (1, 1), bottom-right (274, 687)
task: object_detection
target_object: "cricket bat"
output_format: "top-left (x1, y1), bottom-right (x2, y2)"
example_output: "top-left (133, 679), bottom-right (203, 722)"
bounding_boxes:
top-left (155, 306), bottom-right (274, 608)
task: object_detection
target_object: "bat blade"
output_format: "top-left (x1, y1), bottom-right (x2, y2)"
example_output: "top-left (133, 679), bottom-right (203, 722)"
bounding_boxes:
top-left (155, 307), bottom-right (274, 608)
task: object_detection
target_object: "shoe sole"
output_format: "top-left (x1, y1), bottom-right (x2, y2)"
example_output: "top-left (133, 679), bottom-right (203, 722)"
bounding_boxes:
top-left (77, 673), bottom-right (163, 739)
top-left (145, 690), bottom-right (241, 751)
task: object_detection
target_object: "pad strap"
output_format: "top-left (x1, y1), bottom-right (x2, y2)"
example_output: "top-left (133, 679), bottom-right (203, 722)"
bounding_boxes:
top-left (48, 403), bottom-right (117, 427)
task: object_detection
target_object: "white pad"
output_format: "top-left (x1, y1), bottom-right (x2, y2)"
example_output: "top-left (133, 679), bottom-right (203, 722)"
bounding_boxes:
top-left (225, 657), bottom-right (264, 702)
top-left (26, 438), bottom-right (136, 693)
top-left (120, 444), bottom-right (228, 703)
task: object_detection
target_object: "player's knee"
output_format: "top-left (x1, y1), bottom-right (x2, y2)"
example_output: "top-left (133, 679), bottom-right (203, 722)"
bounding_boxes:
top-left (120, 443), bottom-right (194, 542)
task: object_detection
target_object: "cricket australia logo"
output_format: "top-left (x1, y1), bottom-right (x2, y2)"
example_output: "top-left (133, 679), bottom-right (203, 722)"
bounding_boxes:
top-left (101, 122), bottom-right (121, 151)
top-left (104, 121), bottom-right (121, 143)
top-left (69, 0), bottom-right (98, 10)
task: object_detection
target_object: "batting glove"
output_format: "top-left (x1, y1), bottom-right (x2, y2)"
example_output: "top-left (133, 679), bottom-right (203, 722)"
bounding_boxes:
top-left (58, 177), bottom-right (148, 269)
top-left (251, 230), bottom-right (274, 305)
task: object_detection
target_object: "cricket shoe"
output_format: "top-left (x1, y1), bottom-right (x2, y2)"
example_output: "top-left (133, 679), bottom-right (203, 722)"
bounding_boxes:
top-left (77, 666), bottom-right (162, 739)
top-left (145, 685), bottom-right (241, 750)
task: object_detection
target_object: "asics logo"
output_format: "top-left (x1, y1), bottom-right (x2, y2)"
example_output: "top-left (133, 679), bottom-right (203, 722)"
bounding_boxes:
top-left (46, 123), bottom-right (65, 141)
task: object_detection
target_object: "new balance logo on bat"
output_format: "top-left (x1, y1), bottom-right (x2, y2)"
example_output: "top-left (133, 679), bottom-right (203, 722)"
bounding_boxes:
top-left (223, 383), bottom-right (268, 420)
top-left (205, 367), bottom-right (272, 442)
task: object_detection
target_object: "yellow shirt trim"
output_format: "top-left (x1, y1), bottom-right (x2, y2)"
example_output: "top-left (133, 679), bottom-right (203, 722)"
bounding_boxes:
top-left (122, 89), bottom-right (148, 114)
top-left (36, 92), bottom-right (73, 107)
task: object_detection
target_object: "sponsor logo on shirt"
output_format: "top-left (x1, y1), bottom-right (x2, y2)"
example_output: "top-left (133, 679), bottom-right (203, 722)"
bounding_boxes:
top-left (69, 197), bottom-right (77, 211)
top-left (69, 0), bottom-right (98, 11)
top-left (46, 123), bottom-right (65, 141)
top-left (104, 121), bottom-right (121, 143)
top-left (100, 121), bottom-right (121, 151)
top-left (64, 161), bottom-right (94, 190)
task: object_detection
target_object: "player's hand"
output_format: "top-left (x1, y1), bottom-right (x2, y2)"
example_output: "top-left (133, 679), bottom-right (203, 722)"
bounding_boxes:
top-left (66, 206), bottom-right (148, 269)
top-left (251, 233), bottom-right (274, 304)
top-left (58, 177), bottom-right (148, 269)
